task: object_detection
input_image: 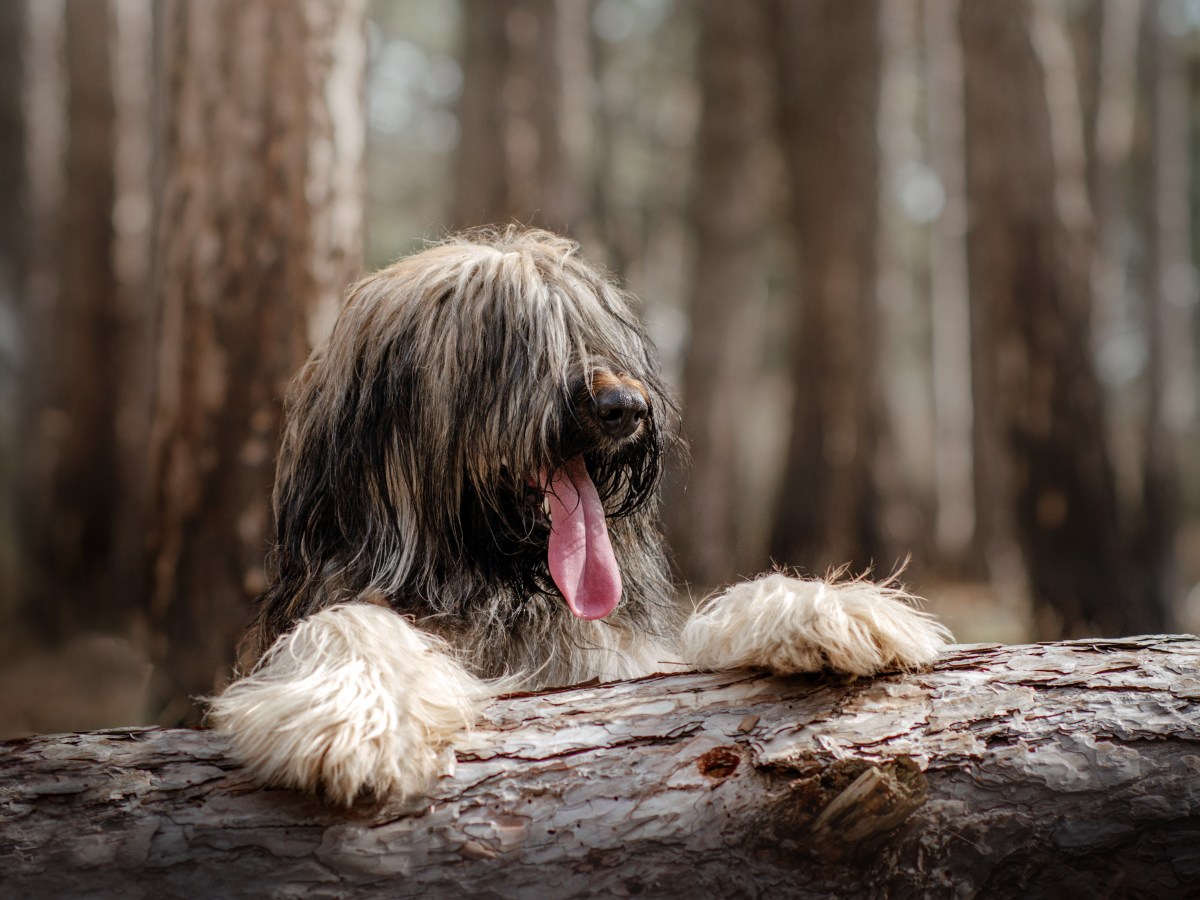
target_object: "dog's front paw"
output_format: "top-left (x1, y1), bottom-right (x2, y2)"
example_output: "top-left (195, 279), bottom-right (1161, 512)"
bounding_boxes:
top-left (680, 573), bottom-right (952, 677)
top-left (208, 604), bottom-right (489, 805)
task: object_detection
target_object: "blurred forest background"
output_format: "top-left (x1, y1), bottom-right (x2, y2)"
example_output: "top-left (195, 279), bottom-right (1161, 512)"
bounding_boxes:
top-left (2, 0), bottom-right (1200, 736)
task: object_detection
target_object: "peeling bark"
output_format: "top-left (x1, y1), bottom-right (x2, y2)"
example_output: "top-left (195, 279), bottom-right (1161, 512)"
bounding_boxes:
top-left (3, 637), bottom-right (1199, 898)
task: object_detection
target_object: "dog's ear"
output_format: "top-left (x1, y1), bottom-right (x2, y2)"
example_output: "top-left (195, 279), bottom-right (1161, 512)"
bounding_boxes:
top-left (256, 313), bottom-right (428, 637)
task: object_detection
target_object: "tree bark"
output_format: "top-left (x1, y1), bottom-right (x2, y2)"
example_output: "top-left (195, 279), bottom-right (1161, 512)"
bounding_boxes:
top-left (3, 637), bottom-right (1199, 899)
top-left (768, 0), bottom-right (887, 576)
top-left (923, 0), bottom-right (979, 572)
top-left (960, 0), bottom-right (1156, 637)
top-left (108, 0), bottom-right (157, 619)
top-left (453, 0), bottom-right (589, 234)
top-left (1087, 0), bottom-right (1140, 362)
top-left (0, 0), bottom-right (27, 618)
top-left (13, 0), bottom-right (124, 641)
top-left (874, 0), bottom-right (940, 572)
top-left (1134, 0), bottom-right (1191, 627)
top-left (666, 0), bottom-right (768, 590)
top-left (0, 2), bottom-right (25, 283)
top-left (145, 0), bottom-right (365, 723)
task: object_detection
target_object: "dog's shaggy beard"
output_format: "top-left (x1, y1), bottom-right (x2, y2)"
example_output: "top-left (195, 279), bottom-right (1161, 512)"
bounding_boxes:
top-left (245, 229), bottom-right (683, 687)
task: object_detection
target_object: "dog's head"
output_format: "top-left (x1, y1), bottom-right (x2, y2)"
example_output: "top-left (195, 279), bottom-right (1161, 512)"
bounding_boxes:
top-left (262, 228), bottom-right (677, 639)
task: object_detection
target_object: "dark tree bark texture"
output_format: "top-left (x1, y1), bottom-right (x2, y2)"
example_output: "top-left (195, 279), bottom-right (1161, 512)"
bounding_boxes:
top-left (0, 0), bottom-right (26, 617)
top-left (666, 0), bottom-right (768, 590)
top-left (960, 0), bottom-right (1156, 637)
top-left (3, 637), bottom-right (1199, 899)
top-left (454, 0), bottom-right (586, 234)
top-left (768, 0), bottom-right (888, 577)
top-left (16, 0), bottom-right (124, 641)
top-left (1134, 0), bottom-right (1187, 634)
top-left (0, 1), bottom-right (25, 296)
top-left (145, 0), bottom-right (364, 723)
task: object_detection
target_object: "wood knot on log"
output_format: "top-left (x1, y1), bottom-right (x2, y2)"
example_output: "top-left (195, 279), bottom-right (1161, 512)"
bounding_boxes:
top-left (696, 746), bottom-right (741, 782)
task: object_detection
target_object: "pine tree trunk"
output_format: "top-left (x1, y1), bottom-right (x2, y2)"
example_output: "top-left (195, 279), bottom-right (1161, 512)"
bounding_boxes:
top-left (0, 2), bottom-right (24, 283)
top-left (12, 0), bottom-right (128, 641)
top-left (666, 0), bottom-right (768, 590)
top-left (960, 0), bottom-right (1156, 636)
top-left (0, 0), bottom-right (27, 618)
top-left (768, 0), bottom-right (886, 575)
top-left (1087, 0), bottom-right (1140, 358)
top-left (108, 0), bottom-right (157, 619)
top-left (1136, 0), bottom-right (1190, 629)
top-left (58, 0), bottom-right (121, 630)
top-left (453, 0), bottom-right (588, 234)
top-left (3, 637), bottom-right (1199, 899)
top-left (145, 0), bottom-right (365, 723)
top-left (924, 0), bottom-right (979, 571)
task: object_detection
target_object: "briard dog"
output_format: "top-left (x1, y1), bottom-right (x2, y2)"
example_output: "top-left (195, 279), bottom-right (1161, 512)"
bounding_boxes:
top-left (209, 227), bottom-right (950, 805)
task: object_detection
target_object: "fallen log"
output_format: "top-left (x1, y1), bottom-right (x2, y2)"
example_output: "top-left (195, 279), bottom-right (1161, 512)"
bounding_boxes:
top-left (2, 637), bottom-right (1199, 899)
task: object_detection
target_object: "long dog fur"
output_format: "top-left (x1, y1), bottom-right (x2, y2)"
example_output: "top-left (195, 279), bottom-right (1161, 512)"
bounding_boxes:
top-left (209, 227), bottom-right (951, 805)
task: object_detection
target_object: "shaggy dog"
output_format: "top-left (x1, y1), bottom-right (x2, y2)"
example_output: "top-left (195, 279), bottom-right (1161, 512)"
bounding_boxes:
top-left (209, 228), bottom-right (950, 805)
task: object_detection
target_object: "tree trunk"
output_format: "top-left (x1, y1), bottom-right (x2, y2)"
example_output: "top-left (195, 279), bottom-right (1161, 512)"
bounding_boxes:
top-left (1133, 0), bottom-right (1190, 627)
top-left (768, 0), bottom-right (887, 576)
top-left (0, 0), bottom-right (27, 618)
top-left (58, 0), bottom-right (121, 628)
top-left (3, 637), bottom-right (1199, 898)
top-left (0, 1), bottom-right (25, 287)
top-left (11, 2), bottom-right (68, 638)
top-left (453, 0), bottom-right (509, 227)
top-left (1087, 0), bottom-right (1140, 362)
top-left (13, 0), bottom-right (123, 641)
top-left (108, 0), bottom-right (157, 619)
top-left (145, 0), bottom-right (365, 724)
top-left (453, 0), bottom-right (588, 234)
top-left (666, 0), bottom-right (768, 591)
top-left (923, 0), bottom-right (979, 572)
top-left (3, 1), bottom-right (159, 692)
top-left (960, 0), bottom-right (1156, 637)
top-left (874, 0), bottom-right (933, 570)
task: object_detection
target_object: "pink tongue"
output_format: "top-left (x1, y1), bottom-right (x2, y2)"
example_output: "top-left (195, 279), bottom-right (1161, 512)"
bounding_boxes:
top-left (545, 456), bottom-right (622, 620)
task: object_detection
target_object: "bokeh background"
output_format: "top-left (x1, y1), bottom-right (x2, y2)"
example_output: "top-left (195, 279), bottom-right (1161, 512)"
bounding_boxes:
top-left (2, 0), bottom-right (1199, 736)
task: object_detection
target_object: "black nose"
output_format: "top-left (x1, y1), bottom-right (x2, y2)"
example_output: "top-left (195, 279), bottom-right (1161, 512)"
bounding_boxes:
top-left (593, 384), bottom-right (648, 439)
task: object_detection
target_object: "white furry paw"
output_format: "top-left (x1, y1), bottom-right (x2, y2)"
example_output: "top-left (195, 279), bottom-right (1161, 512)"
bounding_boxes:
top-left (680, 573), bottom-right (952, 677)
top-left (208, 604), bottom-right (490, 805)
